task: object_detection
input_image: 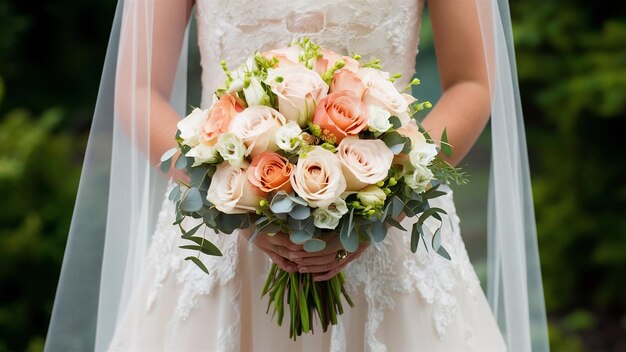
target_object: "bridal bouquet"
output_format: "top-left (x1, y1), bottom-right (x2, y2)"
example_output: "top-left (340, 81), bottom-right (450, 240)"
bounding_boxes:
top-left (161, 38), bottom-right (466, 339)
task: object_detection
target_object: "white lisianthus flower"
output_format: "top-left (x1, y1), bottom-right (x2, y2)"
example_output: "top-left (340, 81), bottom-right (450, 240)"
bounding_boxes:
top-left (409, 141), bottom-right (438, 168)
top-left (357, 185), bottom-right (387, 207)
top-left (405, 165), bottom-right (434, 193)
top-left (227, 58), bottom-right (257, 93)
top-left (367, 105), bottom-right (393, 133)
top-left (312, 198), bottom-right (348, 229)
top-left (185, 143), bottom-right (220, 167)
top-left (275, 122), bottom-right (303, 152)
top-left (243, 76), bottom-right (270, 107)
top-left (177, 108), bottom-right (208, 147)
top-left (215, 132), bottom-right (247, 168)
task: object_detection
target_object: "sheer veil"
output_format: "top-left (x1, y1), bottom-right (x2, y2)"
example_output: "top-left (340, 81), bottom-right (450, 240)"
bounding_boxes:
top-left (44, 0), bottom-right (549, 351)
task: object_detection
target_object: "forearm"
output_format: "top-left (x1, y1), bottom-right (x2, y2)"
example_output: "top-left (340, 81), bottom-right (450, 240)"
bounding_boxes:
top-left (148, 89), bottom-right (182, 166)
top-left (421, 80), bottom-right (491, 166)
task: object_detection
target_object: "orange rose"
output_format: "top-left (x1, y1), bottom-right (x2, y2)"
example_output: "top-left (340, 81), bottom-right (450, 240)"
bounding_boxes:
top-left (329, 69), bottom-right (365, 98)
top-left (247, 152), bottom-right (294, 195)
top-left (200, 94), bottom-right (244, 145)
top-left (312, 91), bottom-right (368, 143)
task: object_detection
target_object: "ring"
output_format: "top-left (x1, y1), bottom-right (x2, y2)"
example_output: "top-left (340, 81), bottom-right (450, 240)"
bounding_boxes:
top-left (335, 249), bottom-right (348, 262)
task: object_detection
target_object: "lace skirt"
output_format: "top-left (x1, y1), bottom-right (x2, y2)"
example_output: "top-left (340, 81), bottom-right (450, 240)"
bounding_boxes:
top-left (109, 186), bottom-right (507, 351)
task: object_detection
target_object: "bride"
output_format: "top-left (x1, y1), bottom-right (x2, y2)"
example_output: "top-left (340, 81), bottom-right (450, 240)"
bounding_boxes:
top-left (45, 0), bottom-right (549, 351)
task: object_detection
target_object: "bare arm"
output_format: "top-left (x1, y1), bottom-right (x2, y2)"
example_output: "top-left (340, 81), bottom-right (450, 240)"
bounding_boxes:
top-left (423, 0), bottom-right (491, 166)
top-left (115, 0), bottom-right (194, 166)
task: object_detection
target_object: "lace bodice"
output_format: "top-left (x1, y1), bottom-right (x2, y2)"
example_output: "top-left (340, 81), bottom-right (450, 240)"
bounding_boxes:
top-left (195, 0), bottom-right (425, 107)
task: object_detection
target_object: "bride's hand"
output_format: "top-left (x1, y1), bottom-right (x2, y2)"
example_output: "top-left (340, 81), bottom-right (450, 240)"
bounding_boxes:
top-left (292, 233), bottom-right (370, 282)
top-left (246, 231), bottom-right (302, 273)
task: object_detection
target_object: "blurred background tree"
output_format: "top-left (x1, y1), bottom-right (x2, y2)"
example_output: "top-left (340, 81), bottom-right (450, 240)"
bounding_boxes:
top-left (0, 0), bottom-right (624, 351)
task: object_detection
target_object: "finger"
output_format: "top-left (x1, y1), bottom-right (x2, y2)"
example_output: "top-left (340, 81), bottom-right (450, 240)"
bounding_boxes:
top-left (294, 252), bottom-right (338, 266)
top-left (267, 233), bottom-right (303, 251)
top-left (265, 251), bottom-right (298, 273)
top-left (313, 262), bottom-right (349, 281)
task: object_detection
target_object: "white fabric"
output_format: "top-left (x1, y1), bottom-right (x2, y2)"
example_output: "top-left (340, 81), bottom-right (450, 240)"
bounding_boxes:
top-left (107, 1), bottom-right (507, 350)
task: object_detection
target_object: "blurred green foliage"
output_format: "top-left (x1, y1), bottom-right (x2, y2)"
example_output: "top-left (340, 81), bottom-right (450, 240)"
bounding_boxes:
top-left (512, 0), bottom-right (626, 350)
top-left (0, 0), bottom-right (625, 351)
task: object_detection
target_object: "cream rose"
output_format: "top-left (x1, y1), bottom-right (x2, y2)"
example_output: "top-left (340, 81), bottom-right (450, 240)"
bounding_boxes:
top-left (290, 147), bottom-right (347, 208)
top-left (312, 198), bottom-right (349, 229)
top-left (262, 46), bottom-right (303, 68)
top-left (229, 106), bottom-right (286, 158)
top-left (267, 66), bottom-right (328, 126)
top-left (357, 69), bottom-right (410, 125)
top-left (337, 137), bottom-right (394, 191)
top-left (206, 163), bottom-right (262, 214)
top-left (177, 108), bottom-right (208, 147)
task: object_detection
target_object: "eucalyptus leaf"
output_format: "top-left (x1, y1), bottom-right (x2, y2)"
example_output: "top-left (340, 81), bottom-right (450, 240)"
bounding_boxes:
top-left (381, 131), bottom-right (407, 155)
top-left (184, 236), bottom-right (223, 256)
top-left (160, 147), bottom-right (178, 162)
top-left (437, 245), bottom-right (451, 260)
top-left (270, 192), bottom-right (295, 213)
top-left (185, 256), bottom-right (209, 274)
top-left (168, 184), bottom-right (180, 202)
top-left (290, 204), bottom-right (311, 220)
top-left (303, 239), bottom-right (327, 252)
top-left (385, 217), bottom-right (406, 231)
top-left (160, 158), bottom-right (172, 173)
top-left (181, 223), bottom-right (204, 238)
top-left (181, 187), bottom-right (203, 213)
top-left (389, 115), bottom-right (402, 129)
top-left (431, 227), bottom-right (442, 251)
top-left (290, 230), bottom-right (313, 245)
top-left (392, 196), bottom-right (404, 218)
top-left (411, 222), bottom-right (421, 253)
top-left (441, 128), bottom-right (453, 157)
top-left (175, 153), bottom-right (188, 169)
top-left (370, 221), bottom-right (387, 242)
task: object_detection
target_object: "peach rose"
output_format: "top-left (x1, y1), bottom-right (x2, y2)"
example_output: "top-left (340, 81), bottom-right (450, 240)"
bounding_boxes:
top-left (329, 69), bottom-right (365, 98)
top-left (267, 66), bottom-right (329, 126)
top-left (314, 49), bottom-right (360, 75)
top-left (262, 46), bottom-right (303, 68)
top-left (247, 152), bottom-right (294, 195)
top-left (206, 163), bottom-right (262, 214)
top-left (337, 137), bottom-right (395, 191)
top-left (312, 91), bottom-right (368, 144)
top-left (290, 147), bottom-right (347, 208)
top-left (229, 105), bottom-right (286, 158)
top-left (200, 94), bottom-right (244, 145)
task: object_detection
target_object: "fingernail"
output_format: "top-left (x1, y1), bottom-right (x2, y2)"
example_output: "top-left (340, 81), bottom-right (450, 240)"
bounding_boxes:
top-left (299, 267), bottom-right (308, 273)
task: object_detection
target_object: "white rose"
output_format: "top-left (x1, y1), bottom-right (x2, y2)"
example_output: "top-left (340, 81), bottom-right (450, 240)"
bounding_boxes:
top-left (409, 140), bottom-right (438, 168)
top-left (337, 137), bottom-right (394, 191)
top-left (215, 132), bottom-right (247, 168)
top-left (290, 147), bottom-right (347, 208)
top-left (243, 76), bottom-right (270, 107)
top-left (186, 143), bottom-right (219, 167)
top-left (367, 105), bottom-right (393, 133)
top-left (312, 198), bottom-right (348, 229)
top-left (404, 165), bottom-right (434, 194)
top-left (275, 122), bottom-right (303, 152)
top-left (206, 163), bottom-right (261, 214)
top-left (177, 108), bottom-right (208, 147)
top-left (229, 106), bottom-right (286, 158)
top-left (267, 66), bottom-right (329, 127)
top-left (357, 185), bottom-right (386, 207)
top-left (357, 69), bottom-right (410, 125)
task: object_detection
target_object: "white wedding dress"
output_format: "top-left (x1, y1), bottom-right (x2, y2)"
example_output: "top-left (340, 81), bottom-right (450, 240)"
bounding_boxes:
top-left (109, 0), bottom-right (507, 351)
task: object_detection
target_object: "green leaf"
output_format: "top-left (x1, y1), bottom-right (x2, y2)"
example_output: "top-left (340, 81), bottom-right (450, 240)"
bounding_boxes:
top-left (385, 217), bottom-right (407, 231)
top-left (185, 256), bottom-right (209, 274)
top-left (160, 147), bottom-right (178, 162)
top-left (290, 230), bottom-right (313, 245)
top-left (369, 221), bottom-right (387, 242)
top-left (217, 213), bottom-right (249, 234)
top-left (381, 131), bottom-right (408, 155)
top-left (181, 187), bottom-right (203, 212)
top-left (437, 245), bottom-right (452, 260)
top-left (431, 227), bottom-right (442, 251)
top-left (160, 158), bottom-right (172, 173)
top-left (270, 192), bottom-right (295, 213)
top-left (441, 128), bottom-right (453, 157)
top-left (183, 236), bottom-right (223, 256)
top-left (175, 153), bottom-right (188, 169)
top-left (389, 115), bottom-right (402, 129)
top-left (339, 209), bottom-right (358, 252)
top-left (289, 204), bottom-right (311, 220)
top-left (411, 222), bottom-right (421, 253)
top-left (168, 184), bottom-right (180, 202)
top-left (303, 238), bottom-right (327, 252)
top-left (181, 222), bottom-right (203, 238)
